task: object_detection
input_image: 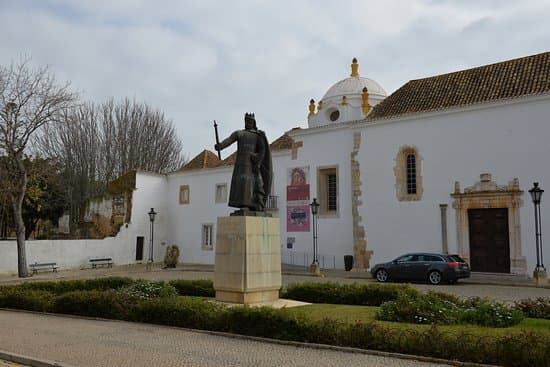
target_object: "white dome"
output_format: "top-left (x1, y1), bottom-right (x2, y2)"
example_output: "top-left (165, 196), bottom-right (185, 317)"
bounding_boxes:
top-left (322, 76), bottom-right (387, 100)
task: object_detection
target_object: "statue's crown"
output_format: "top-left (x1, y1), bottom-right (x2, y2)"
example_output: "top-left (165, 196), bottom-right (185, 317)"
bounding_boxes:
top-left (245, 112), bottom-right (255, 120)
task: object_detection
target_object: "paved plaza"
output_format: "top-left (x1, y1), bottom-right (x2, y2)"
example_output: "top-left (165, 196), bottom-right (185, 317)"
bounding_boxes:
top-left (0, 310), bottom-right (458, 367)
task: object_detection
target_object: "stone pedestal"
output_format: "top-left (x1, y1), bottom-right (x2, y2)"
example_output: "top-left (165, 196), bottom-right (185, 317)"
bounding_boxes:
top-left (533, 268), bottom-right (548, 287)
top-left (309, 263), bottom-right (321, 276)
top-left (214, 216), bottom-right (282, 304)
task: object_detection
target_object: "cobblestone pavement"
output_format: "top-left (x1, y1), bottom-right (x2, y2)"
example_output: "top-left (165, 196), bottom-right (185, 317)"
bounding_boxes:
top-left (0, 311), bottom-right (453, 367)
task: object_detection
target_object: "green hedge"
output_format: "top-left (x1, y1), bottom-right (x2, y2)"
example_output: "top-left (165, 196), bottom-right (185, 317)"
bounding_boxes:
top-left (51, 290), bottom-right (132, 319)
top-left (168, 279), bottom-right (215, 297)
top-left (281, 282), bottom-right (419, 306)
top-left (0, 288), bottom-right (53, 312)
top-left (18, 277), bottom-right (134, 294)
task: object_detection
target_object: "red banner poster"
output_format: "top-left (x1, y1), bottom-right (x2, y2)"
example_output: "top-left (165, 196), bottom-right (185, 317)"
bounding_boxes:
top-left (287, 184), bottom-right (310, 201)
top-left (287, 205), bottom-right (310, 232)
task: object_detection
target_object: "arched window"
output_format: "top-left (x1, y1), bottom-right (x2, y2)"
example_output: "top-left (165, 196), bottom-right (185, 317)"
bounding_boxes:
top-left (394, 146), bottom-right (423, 201)
top-left (406, 153), bottom-right (417, 194)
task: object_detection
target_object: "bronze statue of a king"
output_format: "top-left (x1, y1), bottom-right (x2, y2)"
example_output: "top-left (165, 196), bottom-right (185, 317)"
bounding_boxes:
top-left (215, 113), bottom-right (272, 213)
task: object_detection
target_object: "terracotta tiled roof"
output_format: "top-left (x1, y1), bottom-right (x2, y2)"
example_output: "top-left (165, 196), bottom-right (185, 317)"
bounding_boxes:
top-left (270, 132), bottom-right (295, 151)
top-left (219, 152), bottom-right (236, 167)
top-left (367, 51), bottom-right (550, 121)
top-left (179, 150), bottom-right (221, 171)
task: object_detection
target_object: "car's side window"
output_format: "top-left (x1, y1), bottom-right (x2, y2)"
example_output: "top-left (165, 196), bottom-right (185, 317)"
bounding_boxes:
top-left (397, 254), bottom-right (415, 262)
top-left (417, 255), bottom-right (425, 262)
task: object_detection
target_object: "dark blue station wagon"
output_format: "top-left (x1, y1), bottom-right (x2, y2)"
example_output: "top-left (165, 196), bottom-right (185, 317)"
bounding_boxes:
top-left (370, 253), bottom-right (470, 285)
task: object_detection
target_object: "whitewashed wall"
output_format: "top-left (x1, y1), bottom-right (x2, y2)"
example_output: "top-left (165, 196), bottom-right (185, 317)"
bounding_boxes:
top-left (166, 167), bottom-right (233, 264)
top-left (127, 172), bottom-right (169, 262)
top-left (359, 95), bottom-right (550, 274)
top-left (284, 125), bottom-right (355, 268)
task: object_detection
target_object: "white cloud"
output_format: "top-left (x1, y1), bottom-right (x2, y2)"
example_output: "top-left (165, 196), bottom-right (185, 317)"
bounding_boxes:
top-left (1, 0), bottom-right (549, 158)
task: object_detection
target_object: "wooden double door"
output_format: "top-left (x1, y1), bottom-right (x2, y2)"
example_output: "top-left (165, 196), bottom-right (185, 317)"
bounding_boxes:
top-left (468, 208), bottom-right (510, 273)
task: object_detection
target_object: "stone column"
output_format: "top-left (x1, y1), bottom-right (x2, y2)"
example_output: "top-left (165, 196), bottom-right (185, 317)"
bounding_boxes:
top-left (440, 204), bottom-right (448, 254)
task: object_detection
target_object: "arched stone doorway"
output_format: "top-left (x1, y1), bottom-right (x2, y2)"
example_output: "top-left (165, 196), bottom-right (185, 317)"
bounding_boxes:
top-left (451, 173), bottom-right (526, 274)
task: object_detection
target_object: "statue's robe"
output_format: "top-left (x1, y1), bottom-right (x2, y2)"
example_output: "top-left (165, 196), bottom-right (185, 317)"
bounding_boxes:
top-left (218, 129), bottom-right (272, 211)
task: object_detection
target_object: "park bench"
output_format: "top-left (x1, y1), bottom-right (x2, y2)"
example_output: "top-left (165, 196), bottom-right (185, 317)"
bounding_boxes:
top-left (89, 257), bottom-right (113, 269)
top-left (30, 262), bottom-right (59, 275)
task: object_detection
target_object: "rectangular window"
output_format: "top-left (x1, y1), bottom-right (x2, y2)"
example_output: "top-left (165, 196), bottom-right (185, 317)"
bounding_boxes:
top-left (215, 183), bottom-right (227, 203)
top-left (406, 154), bottom-right (417, 194)
top-left (179, 185), bottom-right (190, 205)
top-left (317, 166), bottom-right (338, 216)
top-left (327, 174), bottom-right (337, 211)
top-left (201, 224), bottom-right (213, 250)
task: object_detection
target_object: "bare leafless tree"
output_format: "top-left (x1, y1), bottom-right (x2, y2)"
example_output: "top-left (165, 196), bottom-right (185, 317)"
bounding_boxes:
top-left (0, 59), bottom-right (76, 277)
top-left (38, 98), bottom-right (186, 229)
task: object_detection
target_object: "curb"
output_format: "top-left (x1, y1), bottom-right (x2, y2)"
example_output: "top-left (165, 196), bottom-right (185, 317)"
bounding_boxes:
top-left (0, 309), bottom-right (498, 367)
top-left (0, 350), bottom-right (76, 367)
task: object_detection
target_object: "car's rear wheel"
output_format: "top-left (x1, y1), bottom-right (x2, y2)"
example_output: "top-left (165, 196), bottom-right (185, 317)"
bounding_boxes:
top-left (376, 269), bottom-right (389, 282)
top-left (428, 270), bottom-right (442, 285)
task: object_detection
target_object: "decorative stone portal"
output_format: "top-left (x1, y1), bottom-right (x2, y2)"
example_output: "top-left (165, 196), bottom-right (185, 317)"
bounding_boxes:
top-left (451, 173), bottom-right (526, 274)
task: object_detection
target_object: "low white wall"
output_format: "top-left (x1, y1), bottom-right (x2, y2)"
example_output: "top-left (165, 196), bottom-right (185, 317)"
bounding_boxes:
top-left (0, 231), bottom-right (134, 274)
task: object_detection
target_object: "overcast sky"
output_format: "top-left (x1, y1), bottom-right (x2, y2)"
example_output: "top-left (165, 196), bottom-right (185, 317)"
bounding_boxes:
top-left (1, 0), bottom-right (549, 159)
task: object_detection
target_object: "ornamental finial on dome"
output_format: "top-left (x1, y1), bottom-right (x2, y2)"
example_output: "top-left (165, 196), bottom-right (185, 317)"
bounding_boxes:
top-left (362, 87), bottom-right (371, 114)
top-left (351, 58), bottom-right (359, 77)
top-left (308, 99), bottom-right (316, 117)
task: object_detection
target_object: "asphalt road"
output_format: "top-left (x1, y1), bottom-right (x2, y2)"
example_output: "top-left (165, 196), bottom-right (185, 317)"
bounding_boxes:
top-left (0, 310), bottom-right (460, 367)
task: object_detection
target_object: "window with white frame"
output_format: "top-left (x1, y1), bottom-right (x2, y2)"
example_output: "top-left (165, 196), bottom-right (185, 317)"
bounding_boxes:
top-left (215, 183), bottom-right (227, 203)
top-left (201, 223), bottom-right (213, 250)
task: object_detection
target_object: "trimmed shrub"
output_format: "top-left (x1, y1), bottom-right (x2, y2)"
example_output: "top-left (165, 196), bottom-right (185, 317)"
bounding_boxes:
top-left (51, 290), bottom-right (132, 319)
top-left (514, 297), bottom-right (550, 319)
top-left (130, 297), bottom-right (222, 330)
top-left (169, 279), bottom-right (215, 297)
top-left (0, 288), bottom-right (53, 312)
top-left (378, 293), bottom-right (523, 327)
top-left (222, 306), bottom-right (307, 341)
top-left (377, 292), bottom-right (463, 324)
top-left (461, 300), bottom-right (524, 327)
top-left (18, 277), bottom-right (134, 294)
top-left (281, 282), bottom-right (419, 306)
top-left (120, 280), bottom-right (178, 299)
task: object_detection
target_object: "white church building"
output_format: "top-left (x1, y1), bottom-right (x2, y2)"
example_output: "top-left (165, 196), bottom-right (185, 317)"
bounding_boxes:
top-left (3, 52), bottom-right (549, 277)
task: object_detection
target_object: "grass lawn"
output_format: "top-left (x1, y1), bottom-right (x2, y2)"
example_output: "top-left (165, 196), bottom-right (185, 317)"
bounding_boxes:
top-left (280, 303), bottom-right (550, 336)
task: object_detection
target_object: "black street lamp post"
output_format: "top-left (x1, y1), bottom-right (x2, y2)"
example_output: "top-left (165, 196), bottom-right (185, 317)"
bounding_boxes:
top-left (529, 182), bottom-right (547, 285)
top-left (147, 208), bottom-right (157, 270)
top-left (309, 198), bottom-right (320, 275)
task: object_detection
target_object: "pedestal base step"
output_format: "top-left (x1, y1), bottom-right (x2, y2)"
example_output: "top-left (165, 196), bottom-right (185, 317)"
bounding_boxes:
top-left (215, 289), bottom-right (279, 304)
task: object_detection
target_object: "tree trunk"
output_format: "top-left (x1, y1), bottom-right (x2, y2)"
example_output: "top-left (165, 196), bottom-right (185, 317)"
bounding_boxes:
top-left (14, 158), bottom-right (29, 278)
